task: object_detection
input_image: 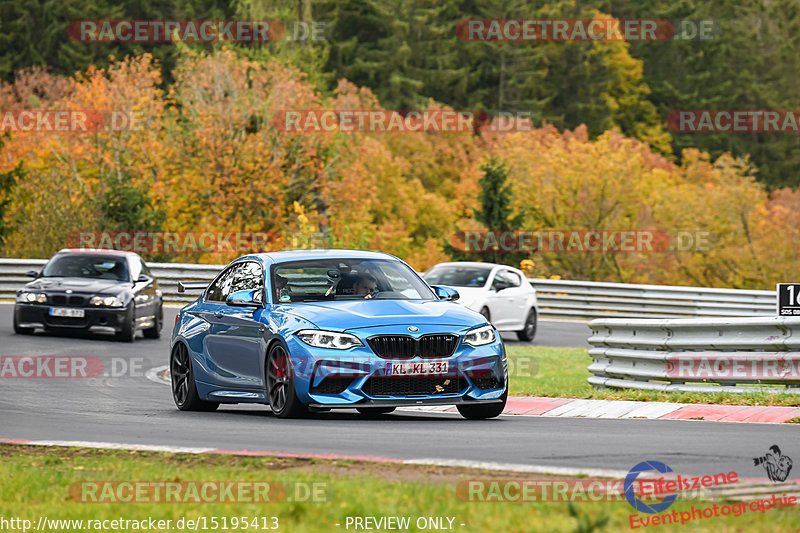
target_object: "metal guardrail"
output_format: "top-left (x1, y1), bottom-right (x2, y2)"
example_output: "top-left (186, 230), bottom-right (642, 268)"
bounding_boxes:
top-left (587, 317), bottom-right (800, 394)
top-left (529, 278), bottom-right (775, 319)
top-left (0, 259), bottom-right (777, 318)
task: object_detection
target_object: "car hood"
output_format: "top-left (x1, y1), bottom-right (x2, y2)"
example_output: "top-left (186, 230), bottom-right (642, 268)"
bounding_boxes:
top-left (280, 299), bottom-right (484, 330)
top-left (24, 277), bottom-right (128, 295)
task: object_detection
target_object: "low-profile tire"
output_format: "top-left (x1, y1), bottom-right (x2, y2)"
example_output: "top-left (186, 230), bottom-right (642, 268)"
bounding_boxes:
top-left (516, 309), bottom-right (537, 341)
top-left (143, 303), bottom-right (163, 339)
top-left (116, 303), bottom-right (136, 342)
top-left (266, 343), bottom-right (308, 419)
top-left (171, 342), bottom-right (219, 412)
top-left (13, 312), bottom-right (34, 335)
top-left (456, 388), bottom-right (507, 420)
top-left (356, 407), bottom-right (396, 417)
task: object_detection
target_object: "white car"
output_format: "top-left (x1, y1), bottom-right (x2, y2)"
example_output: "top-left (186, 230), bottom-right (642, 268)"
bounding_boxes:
top-left (423, 262), bottom-right (537, 341)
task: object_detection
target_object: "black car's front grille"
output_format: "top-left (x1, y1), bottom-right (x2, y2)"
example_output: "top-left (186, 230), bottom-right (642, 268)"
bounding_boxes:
top-left (367, 334), bottom-right (458, 359)
top-left (49, 294), bottom-right (86, 307)
top-left (309, 376), bottom-right (353, 395)
top-left (364, 376), bottom-right (466, 397)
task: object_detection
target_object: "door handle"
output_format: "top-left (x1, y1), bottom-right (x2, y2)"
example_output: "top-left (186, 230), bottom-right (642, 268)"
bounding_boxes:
top-left (214, 310), bottom-right (224, 318)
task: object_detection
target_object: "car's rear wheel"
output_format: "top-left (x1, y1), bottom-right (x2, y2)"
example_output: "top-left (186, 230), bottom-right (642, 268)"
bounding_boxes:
top-left (266, 343), bottom-right (308, 419)
top-left (116, 304), bottom-right (136, 342)
top-left (171, 342), bottom-right (219, 411)
top-left (356, 407), bottom-right (396, 417)
top-left (456, 388), bottom-right (507, 420)
top-left (516, 309), bottom-right (537, 341)
top-left (143, 303), bottom-right (163, 339)
top-left (13, 312), bottom-right (33, 335)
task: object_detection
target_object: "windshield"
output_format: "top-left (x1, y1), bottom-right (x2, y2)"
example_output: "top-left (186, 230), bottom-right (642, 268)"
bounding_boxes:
top-left (423, 265), bottom-right (492, 288)
top-left (272, 258), bottom-right (435, 303)
top-left (41, 254), bottom-right (130, 282)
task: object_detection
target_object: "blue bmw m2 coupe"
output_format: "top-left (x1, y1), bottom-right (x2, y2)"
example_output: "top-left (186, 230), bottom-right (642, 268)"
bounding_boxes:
top-left (170, 250), bottom-right (508, 419)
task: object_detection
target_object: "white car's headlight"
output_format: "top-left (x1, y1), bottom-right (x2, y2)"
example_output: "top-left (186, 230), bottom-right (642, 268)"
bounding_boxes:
top-left (296, 329), bottom-right (364, 349)
top-left (89, 295), bottom-right (124, 307)
top-left (16, 292), bottom-right (46, 303)
top-left (464, 324), bottom-right (496, 346)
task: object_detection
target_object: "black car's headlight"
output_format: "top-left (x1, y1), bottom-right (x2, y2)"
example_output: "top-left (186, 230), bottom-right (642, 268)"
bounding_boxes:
top-left (296, 329), bottom-right (364, 349)
top-left (464, 324), bottom-right (496, 346)
top-left (16, 292), bottom-right (46, 304)
top-left (89, 295), bottom-right (124, 307)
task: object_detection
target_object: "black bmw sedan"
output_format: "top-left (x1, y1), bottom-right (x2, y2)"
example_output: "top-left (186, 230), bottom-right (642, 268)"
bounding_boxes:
top-left (13, 249), bottom-right (163, 342)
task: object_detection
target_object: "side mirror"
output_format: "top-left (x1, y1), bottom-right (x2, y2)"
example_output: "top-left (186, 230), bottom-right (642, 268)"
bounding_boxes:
top-left (431, 285), bottom-right (460, 302)
top-left (25, 270), bottom-right (39, 278)
top-left (134, 274), bottom-right (150, 283)
top-left (226, 289), bottom-right (264, 308)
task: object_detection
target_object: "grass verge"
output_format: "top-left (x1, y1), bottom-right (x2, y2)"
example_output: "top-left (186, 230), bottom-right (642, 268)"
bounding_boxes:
top-left (507, 346), bottom-right (800, 406)
top-left (2, 444), bottom-right (800, 533)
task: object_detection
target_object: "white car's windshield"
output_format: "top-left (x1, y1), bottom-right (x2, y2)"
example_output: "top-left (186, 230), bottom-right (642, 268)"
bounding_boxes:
top-left (41, 254), bottom-right (130, 282)
top-left (272, 258), bottom-right (436, 303)
top-left (423, 266), bottom-right (492, 287)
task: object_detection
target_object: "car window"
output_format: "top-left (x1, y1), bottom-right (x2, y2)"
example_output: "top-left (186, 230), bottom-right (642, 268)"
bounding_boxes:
top-left (502, 270), bottom-right (522, 287)
top-left (230, 261), bottom-right (264, 301)
top-left (272, 259), bottom-right (435, 303)
top-left (129, 257), bottom-right (142, 281)
top-left (206, 264), bottom-right (238, 302)
top-left (492, 270), bottom-right (516, 290)
top-left (423, 266), bottom-right (492, 287)
top-left (140, 259), bottom-right (152, 278)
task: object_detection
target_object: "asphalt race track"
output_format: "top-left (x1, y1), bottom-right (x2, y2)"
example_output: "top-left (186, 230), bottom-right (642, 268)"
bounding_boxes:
top-left (1, 302), bottom-right (797, 478)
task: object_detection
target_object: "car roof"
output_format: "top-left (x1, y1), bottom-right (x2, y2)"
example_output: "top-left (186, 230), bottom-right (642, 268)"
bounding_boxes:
top-left (57, 248), bottom-right (139, 257)
top-left (239, 249), bottom-right (402, 265)
top-left (429, 261), bottom-right (504, 269)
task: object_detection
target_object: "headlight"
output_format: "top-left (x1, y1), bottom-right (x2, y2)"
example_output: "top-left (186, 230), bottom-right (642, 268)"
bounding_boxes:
top-left (16, 292), bottom-right (46, 303)
top-left (464, 324), bottom-right (496, 346)
top-left (296, 329), bottom-right (363, 349)
top-left (89, 295), bottom-right (124, 307)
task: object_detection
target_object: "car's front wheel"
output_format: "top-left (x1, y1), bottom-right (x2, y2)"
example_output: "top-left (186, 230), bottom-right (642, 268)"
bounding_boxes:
top-left (516, 309), bottom-right (537, 341)
top-left (266, 343), bottom-right (308, 419)
top-left (116, 304), bottom-right (136, 342)
top-left (171, 342), bottom-right (219, 411)
top-left (143, 302), bottom-right (163, 339)
top-left (456, 388), bottom-right (507, 420)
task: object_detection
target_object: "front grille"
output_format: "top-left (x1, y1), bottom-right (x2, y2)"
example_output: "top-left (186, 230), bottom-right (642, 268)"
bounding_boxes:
top-left (364, 376), bottom-right (465, 397)
top-left (49, 294), bottom-right (85, 307)
top-left (310, 376), bottom-right (353, 395)
top-left (45, 316), bottom-right (87, 326)
top-left (367, 334), bottom-right (458, 359)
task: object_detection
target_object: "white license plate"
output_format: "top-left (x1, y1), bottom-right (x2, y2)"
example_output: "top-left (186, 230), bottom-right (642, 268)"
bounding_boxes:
top-left (386, 361), bottom-right (448, 376)
top-left (50, 307), bottom-right (85, 318)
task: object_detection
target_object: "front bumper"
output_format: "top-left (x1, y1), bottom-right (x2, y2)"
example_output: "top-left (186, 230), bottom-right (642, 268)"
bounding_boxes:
top-left (285, 325), bottom-right (507, 407)
top-left (14, 303), bottom-right (127, 333)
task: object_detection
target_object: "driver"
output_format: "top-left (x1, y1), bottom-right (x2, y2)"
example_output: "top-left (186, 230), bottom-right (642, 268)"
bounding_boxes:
top-left (352, 273), bottom-right (378, 298)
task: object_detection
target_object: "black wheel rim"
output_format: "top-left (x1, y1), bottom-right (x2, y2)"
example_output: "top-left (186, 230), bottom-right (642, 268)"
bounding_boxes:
top-left (267, 346), bottom-right (290, 413)
top-left (171, 343), bottom-right (190, 406)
